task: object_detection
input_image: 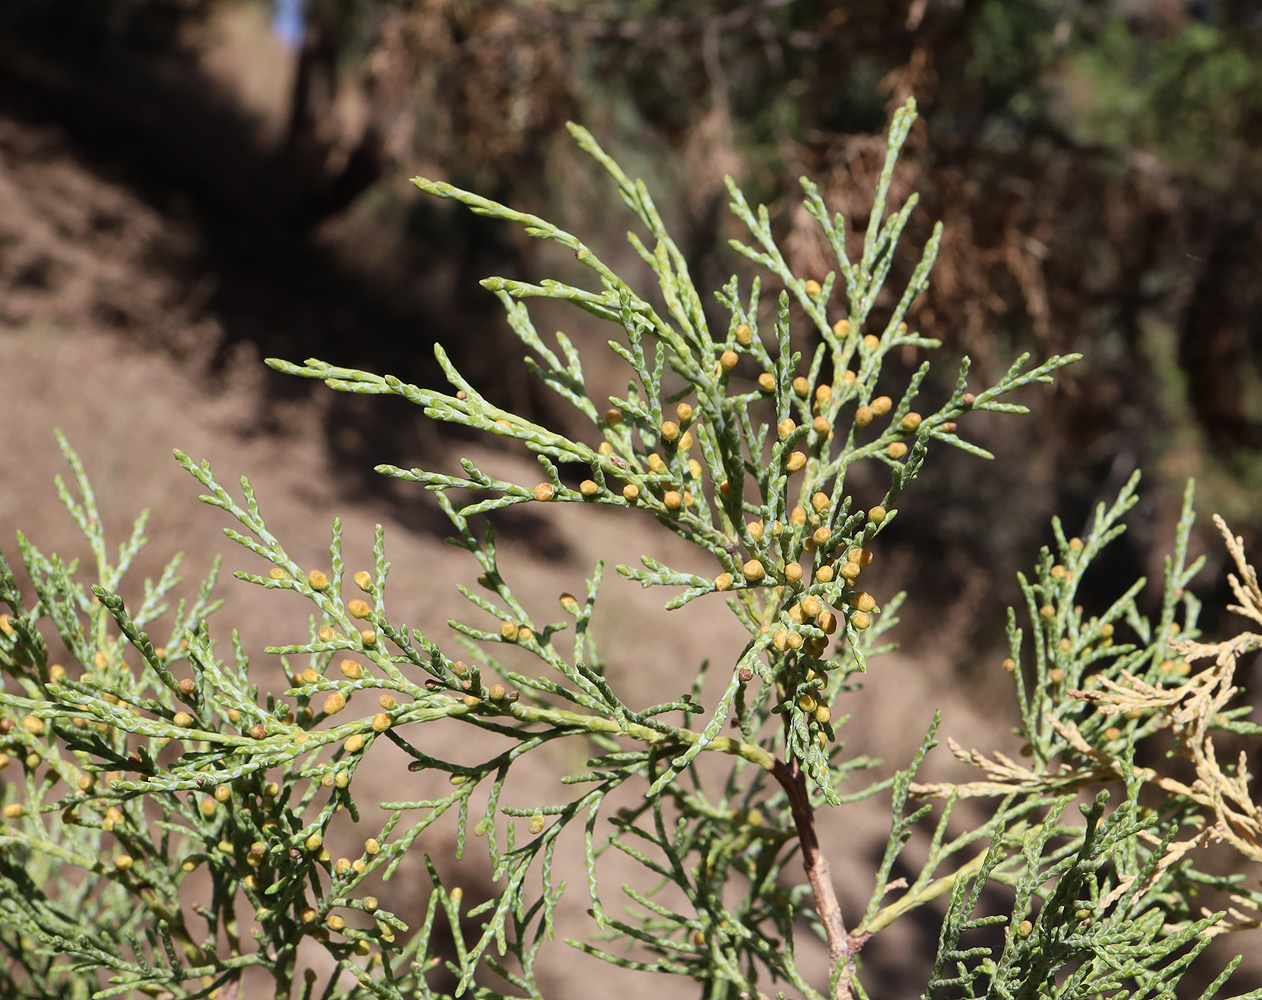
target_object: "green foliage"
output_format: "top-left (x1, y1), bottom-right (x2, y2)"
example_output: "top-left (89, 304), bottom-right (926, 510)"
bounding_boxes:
top-left (2, 98), bottom-right (1261, 1000)
top-left (1064, 14), bottom-right (1262, 171)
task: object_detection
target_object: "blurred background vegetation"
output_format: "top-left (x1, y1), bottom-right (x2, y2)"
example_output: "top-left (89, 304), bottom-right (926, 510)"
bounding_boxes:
top-left (1, 0), bottom-right (1260, 657)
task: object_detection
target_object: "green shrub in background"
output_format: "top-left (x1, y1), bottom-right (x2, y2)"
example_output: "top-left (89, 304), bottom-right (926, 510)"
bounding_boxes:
top-left (2, 98), bottom-right (1261, 1000)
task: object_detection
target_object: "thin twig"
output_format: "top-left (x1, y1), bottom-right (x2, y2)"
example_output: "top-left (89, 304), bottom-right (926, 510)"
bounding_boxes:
top-left (773, 757), bottom-right (868, 999)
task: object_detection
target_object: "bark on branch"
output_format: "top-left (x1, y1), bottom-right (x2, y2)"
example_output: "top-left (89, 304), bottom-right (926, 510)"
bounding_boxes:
top-left (773, 757), bottom-right (868, 1000)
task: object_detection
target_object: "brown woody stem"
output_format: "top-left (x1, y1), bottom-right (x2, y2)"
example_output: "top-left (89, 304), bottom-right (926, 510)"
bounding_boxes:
top-left (773, 757), bottom-right (868, 1000)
